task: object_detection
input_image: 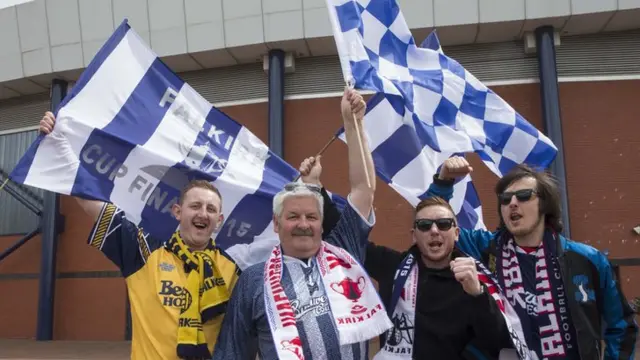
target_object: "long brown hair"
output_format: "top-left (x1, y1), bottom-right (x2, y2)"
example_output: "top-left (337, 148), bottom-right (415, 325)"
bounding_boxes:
top-left (495, 164), bottom-right (563, 233)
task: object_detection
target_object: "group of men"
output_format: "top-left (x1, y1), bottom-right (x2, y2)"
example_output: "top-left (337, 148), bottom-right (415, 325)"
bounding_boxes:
top-left (38, 88), bottom-right (637, 360)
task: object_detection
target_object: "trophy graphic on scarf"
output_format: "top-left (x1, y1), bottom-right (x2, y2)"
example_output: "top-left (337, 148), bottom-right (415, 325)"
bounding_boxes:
top-left (331, 276), bottom-right (366, 302)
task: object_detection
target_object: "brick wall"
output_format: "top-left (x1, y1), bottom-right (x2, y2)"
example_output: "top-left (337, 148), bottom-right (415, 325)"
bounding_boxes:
top-left (1, 81), bottom-right (638, 340)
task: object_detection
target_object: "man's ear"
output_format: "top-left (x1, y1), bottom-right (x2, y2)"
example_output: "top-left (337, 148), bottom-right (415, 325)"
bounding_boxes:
top-left (215, 213), bottom-right (225, 232)
top-left (171, 203), bottom-right (181, 220)
top-left (410, 228), bottom-right (416, 244)
top-left (273, 214), bottom-right (280, 233)
top-left (453, 226), bottom-right (460, 242)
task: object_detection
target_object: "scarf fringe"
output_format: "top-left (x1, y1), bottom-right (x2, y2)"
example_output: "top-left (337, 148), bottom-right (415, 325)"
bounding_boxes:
top-left (176, 343), bottom-right (211, 359)
top-left (339, 320), bottom-right (392, 345)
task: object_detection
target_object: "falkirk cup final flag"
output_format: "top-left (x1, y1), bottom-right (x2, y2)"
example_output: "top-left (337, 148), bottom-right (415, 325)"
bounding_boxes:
top-left (9, 20), bottom-right (305, 265)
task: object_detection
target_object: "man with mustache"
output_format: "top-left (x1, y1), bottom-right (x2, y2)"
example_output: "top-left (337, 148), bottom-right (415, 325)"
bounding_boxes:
top-left (37, 112), bottom-right (344, 360)
top-left (213, 88), bottom-right (393, 360)
top-left (427, 156), bottom-right (638, 360)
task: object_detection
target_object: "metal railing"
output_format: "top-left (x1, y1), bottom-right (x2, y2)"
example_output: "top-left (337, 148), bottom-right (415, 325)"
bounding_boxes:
top-left (0, 168), bottom-right (43, 261)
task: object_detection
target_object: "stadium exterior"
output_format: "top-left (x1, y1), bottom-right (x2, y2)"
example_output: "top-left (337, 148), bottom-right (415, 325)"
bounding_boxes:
top-left (0, 0), bottom-right (638, 343)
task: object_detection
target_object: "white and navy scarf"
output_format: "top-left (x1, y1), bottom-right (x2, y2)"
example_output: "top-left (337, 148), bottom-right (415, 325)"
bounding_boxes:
top-left (497, 231), bottom-right (578, 359)
top-left (264, 242), bottom-right (393, 360)
top-left (374, 249), bottom-right (537, 360)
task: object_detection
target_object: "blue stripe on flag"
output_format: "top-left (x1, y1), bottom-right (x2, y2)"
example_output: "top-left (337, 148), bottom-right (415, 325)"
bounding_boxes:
top-left (69, 58), bottom-right (185, 202)
top-left (11, 20), bottom-right (131, 184)
top-left (57, 20), bottom-right (131, 115)
top-left (215, 154), bottom-right (297, 249)
top-left (70, 129), bottom-right (137, 201)
top-left (137, 108), bottom-right (245, 240)
top-left (10, 137), bottom-right (44, 184)
top-left (190, 107), bottom-right (243, 174)
top-left (101, 58), bottom-right (184, 146)
top-left (137, 163), bottom-right (198, 240)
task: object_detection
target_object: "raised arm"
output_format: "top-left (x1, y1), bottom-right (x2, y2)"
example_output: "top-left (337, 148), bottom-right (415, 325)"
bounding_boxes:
top-left (430, 156), bottom-right (494, 261)
top-left (39, 111), bottom-right (104, 222)
top-left (340, 88), bottom-right (375, 219)
top-left (298, 155), bottom-right (342, 237)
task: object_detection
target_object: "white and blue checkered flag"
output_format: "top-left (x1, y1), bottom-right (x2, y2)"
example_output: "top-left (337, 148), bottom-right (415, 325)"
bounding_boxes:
top-left (326, 0), bottom-right (558, 177)
top-left (336, 29), bottom-right (486, 230)
top-left (9, 20), bottom-right (297, 262)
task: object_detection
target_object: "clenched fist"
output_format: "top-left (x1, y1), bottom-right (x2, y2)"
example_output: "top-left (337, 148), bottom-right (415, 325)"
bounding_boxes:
top-left (438, 155), bottom-right (473, 181)
top-left (450, 257), bottom-right (483, 296)
top-left (340, 87), bottom-right (366, 125)
top-left (299, 156), bottom-right (322, 186)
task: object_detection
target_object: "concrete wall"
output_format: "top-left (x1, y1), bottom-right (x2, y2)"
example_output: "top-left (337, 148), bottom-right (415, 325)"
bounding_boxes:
top-left (1, 0), bottom-right (640, 99)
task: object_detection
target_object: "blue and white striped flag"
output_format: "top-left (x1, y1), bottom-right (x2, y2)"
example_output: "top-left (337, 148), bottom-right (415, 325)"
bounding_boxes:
top-left (10, 20), bottom-right (298, 257)
top-left (326, 0), bottom-right (557, 178)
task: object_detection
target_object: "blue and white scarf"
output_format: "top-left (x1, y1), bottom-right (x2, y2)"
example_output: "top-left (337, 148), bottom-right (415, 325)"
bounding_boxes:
top-left (497, 231), bottom-right (578, 359)
top-left (374, 250), bottom-right (536, 360)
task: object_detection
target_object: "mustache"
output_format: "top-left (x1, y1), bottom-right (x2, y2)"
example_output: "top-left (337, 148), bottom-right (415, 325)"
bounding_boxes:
top-left (291, 227), bottom-right (314, 236)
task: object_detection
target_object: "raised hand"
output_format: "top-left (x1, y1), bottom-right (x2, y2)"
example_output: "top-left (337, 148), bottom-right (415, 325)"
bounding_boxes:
top-left (438, 155), bottom-right (473, 181)
top-left (39, 111), bottom-right (56, 134)
top-left (340, 87), bottom-right (366, 125)
top-left (299, 155), bottom-right (322, 186)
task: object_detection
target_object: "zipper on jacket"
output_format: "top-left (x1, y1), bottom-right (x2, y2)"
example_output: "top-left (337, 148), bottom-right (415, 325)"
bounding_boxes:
top-left (556, 251), bottom-right (587, 360)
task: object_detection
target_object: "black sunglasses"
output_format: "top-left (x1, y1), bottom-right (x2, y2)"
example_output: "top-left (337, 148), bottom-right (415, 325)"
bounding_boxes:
top-left (498, 189), bottom-right (537, 205)
top-left (284, 182), bottom-right (321, 194)
top-left (414, 218), bottom-right (456, 232)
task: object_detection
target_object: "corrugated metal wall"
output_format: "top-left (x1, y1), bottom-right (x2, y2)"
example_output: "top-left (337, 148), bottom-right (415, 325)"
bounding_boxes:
top-left (0, 130), bottom-right (43, 235)
top-left (1, 29), bottom-right (639, 133)
top-left (286, 29), bottom-right (640, 95)
top-left (0, 94), bottom-right (49, 133)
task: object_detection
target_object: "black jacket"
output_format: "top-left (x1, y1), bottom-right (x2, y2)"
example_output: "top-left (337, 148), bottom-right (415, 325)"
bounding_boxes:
top-left (366, 244), bottom-right (509, 360)
top-left (319, 189), bottom-right (509, 359)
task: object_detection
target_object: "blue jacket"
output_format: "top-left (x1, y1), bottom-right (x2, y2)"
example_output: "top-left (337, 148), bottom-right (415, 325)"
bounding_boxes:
top-left (428, 180), bottom-right (638, 360)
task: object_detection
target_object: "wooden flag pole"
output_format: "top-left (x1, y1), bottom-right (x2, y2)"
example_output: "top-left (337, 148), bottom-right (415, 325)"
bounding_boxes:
top-left (351, 106), bottom-right (372, 189)
top-left (293, 135), bottom-right (338, 182)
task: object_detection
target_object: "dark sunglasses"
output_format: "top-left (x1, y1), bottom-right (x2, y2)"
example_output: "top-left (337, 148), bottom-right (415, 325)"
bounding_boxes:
top-left (284, 182), bottom-right (321, 194)
top-left (498, 189), bottom-right (537, 205)
top-left (414, 218), bottom-right (456, 232)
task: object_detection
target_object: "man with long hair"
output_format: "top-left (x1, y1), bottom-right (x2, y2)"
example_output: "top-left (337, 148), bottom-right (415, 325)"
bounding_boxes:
top-left (428, 156), bottom-right (638, 360)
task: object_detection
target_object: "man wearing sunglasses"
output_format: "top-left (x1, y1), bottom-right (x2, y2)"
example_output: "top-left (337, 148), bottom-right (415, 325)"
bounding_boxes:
top-left (362, 195), bottom-right (509, 360)
top-left (428, 156), bottom-right (638, 360)
top-left (314, 168), bottom-right (509, 358)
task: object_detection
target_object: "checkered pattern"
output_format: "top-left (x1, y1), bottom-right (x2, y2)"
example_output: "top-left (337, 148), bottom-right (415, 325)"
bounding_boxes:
top-left (327, 0), bottom-right (558, 177)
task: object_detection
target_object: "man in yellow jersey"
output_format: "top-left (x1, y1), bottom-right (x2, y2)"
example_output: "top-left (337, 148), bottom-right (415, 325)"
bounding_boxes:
top-left (38, 111), bottom-right (328, 360)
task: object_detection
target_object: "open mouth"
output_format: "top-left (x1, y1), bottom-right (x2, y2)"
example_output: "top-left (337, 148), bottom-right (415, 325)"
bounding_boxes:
top-left (509, 213), bottom-right (522, 221)
top-left (428, 241), bottom-right (443, 250)
top-left (193, 221), bottom-right (208, 230)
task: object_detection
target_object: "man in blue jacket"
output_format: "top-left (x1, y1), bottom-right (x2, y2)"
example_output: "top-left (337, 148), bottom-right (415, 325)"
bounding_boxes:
top-left (428, 156), bottom-right (637, 360)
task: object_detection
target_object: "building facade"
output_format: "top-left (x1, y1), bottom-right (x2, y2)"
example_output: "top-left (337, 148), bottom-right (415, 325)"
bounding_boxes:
top-left (0, 0), bottom-right (639, 341)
